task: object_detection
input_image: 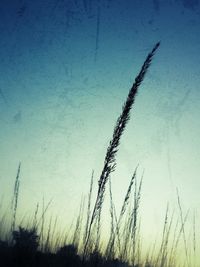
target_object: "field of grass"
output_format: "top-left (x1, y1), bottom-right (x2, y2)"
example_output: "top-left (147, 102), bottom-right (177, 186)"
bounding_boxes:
top-left (0, 42), bottom-right (197, 267)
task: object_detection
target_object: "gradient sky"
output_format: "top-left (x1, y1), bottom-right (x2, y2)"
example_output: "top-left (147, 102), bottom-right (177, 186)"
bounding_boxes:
top-left (1, 0), bottom-right (200, 261)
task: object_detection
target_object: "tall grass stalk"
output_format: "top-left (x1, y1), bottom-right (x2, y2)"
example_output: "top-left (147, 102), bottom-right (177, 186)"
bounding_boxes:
top-left (161, 209), bottom-right (174, 267)
top-left (72, 197), bottom-right (84, 249)
top-left (130, 174), bottom-right (143, 265)
top-left (11, 162), bottom-right (21, 235)
top-left (120, 167), bottom-right (138, 225)
top-left (172, 210), bottom-right (189, 266)
top-left (176, 188), bottom-right (189, 267)
top-left (168, 217), bottom-right (179, 267)
top-left (44, 215), bottom-right (53, 252)
top-left (107, 169), bottom-right (137, 259)
top-left (50, 216), bottom-right (58, 251)
top-left (83, 42), bottom-right (160, 258)
top-left (33, 203), bottom-right (39, 230)
top-left (193, 210), bottom-right (196, 266)
top-left (94, 206), bottom-right (101, 253)
top-left (83, 171), bottom-right (94, 246)
top-left (158, 204), bottom-right (169, 266)
top-left (38, 198), bottom-right (53, 251)
top-left (105, 177), bottom-right (115, 259)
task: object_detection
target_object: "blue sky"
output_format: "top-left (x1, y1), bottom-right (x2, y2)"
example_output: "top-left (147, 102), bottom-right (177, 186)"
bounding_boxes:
top-left (0, 0), bottom-right (200, 261)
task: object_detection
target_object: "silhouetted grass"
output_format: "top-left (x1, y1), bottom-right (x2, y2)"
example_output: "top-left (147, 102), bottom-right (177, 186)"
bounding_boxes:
top-left (0, 42), bottom-right (197, 267)
top-left (83, 41), bottom-right (160, 259)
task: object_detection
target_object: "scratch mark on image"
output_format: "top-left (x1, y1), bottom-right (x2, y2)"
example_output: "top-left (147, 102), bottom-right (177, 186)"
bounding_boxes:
top-left (13, 111), bottom-right (22, 124)
top-left (153, 0), bottom-right (160, 13)
top-left (173, 88), bottom-right (191, 136)
top-left (166, 130), bottom-right (173, 190)
top-left (17, 4), bottom-right (27, 17)
top-left (50, 0), bottom-right (62, 18)
top-left (0, 88), bottom-right (8, 105)
top-left (82, 0), bottom-right (88, 14)
top-left (94, 0), bottom-right (101, 62)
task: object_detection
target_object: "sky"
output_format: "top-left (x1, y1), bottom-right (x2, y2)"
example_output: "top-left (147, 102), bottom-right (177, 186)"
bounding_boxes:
top-left (0, 0), bottom-right (200, 262)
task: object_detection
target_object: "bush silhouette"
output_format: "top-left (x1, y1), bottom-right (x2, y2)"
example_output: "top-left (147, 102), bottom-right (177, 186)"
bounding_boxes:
top-left (12, 227), bottom-right (39, 266)
top-left (57, 244), bottom-right (81, 266)
top-left (13, 227), bottom-right (39, 252)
